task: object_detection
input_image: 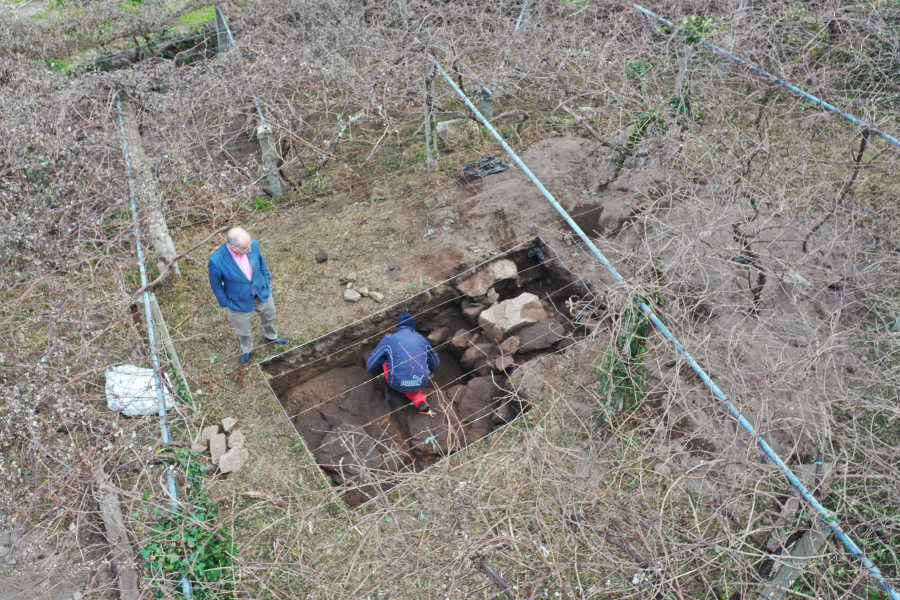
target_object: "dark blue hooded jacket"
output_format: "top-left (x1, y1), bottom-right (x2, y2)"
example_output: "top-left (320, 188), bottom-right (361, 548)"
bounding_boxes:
top-left (366, 312), bottom-right (440, 392)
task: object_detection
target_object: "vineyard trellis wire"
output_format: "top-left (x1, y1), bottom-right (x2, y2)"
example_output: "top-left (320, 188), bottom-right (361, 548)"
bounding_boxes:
top-left (1, 0), bottom-right (899, 599)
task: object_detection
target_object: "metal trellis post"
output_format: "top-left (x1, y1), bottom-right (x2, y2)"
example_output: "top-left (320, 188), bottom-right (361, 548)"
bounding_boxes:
top-left (214, 5), bottom-right (229, 52)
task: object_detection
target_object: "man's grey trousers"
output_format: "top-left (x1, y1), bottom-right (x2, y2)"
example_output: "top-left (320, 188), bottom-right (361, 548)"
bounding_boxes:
top-left (226, 295), bottom-right (278, 353)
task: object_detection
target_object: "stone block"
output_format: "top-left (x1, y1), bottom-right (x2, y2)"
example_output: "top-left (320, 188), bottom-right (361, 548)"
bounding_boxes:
top-left (427, 326), bottom-right (452, 346)
top-left (192, 425), bottom-right (219, 453)
top-left (227, 429), bottom-right (246, 449)
top-left (478, 293), bottom-right (549, 342)
top-left (461, 344), bottom-right (495, 369)
top-left (456, 259), bottom-right (518, 298)
top-left (499, 335), bottom-right (521, 355)
top-left (450, 329), bottom-right (471, 350)
top-left (461, 301), bottom-right (488, 324)
top-left (493, 355), bottom-right (515, 371)
top-left (219, 447), bottom-right (249, 474)
top-left (517, 319), bottom-right (566, 352)
top-left (209, 433), bottom-right (227, 465)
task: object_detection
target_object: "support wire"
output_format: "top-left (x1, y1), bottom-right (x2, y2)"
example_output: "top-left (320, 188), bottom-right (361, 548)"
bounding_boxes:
top-left (632, 4), bottom-right (900, 149)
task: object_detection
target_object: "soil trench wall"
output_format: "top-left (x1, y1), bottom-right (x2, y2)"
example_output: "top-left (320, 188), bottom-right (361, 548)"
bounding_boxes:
top-left (262, 242), bottom-right (593, 505)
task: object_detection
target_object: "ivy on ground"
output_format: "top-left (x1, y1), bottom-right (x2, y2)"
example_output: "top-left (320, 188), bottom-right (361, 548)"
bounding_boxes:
top-left (138, 447), bottom-right (234, 599)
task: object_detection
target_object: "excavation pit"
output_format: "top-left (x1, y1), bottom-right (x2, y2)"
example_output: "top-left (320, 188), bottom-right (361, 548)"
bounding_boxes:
top-left (262, 241), bottom-right (593, 506)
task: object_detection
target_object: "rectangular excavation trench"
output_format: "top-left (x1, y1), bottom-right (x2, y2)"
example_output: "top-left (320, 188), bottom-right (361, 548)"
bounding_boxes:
top-left (262, 240), bottom-right (594, 506)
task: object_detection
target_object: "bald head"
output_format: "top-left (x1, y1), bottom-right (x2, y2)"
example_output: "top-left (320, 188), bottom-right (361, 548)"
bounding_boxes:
top-left (226, 228), bottom-right (251, 254)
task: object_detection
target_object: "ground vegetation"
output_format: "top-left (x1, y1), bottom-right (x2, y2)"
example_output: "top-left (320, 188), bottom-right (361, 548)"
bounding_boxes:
top-left (1, 0), bottom-right (899, 598)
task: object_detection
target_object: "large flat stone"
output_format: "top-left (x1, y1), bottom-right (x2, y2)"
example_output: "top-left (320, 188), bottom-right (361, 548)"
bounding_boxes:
top-left (456, 259), bottom-right (518, 298)
top-left (456, 377), bottom-right (502, 428)
top-left (478, 293), bottom-right (549, 342)
top-left (315, 425), bottom-right (380, 482)
top-left (407, 405), bottom-right (462, 457)
top-left (516, 318), bottom-right (566, 352)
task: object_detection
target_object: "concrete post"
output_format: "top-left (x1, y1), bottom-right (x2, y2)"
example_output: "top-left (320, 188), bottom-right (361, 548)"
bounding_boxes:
top-left (119, 102), bottom-right (180, 279)
top-left (424, 64), bottom-right (437, 172)
top-left (479, 86), bottom-right (493, 122)
top-left (256, 123), bottom-right (283, 198)
top-left (214, 5), bottom-right (229, 52)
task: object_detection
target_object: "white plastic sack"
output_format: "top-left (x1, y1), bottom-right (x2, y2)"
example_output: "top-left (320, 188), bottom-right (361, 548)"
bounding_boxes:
top-left (105, 365), bottom-right (175, 417)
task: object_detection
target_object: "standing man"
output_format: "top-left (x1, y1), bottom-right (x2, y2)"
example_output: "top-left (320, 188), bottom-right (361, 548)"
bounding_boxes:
top-left (366, 312), bottom-right (440, 415)
top-left (208, 227), bottom-right (288, 364)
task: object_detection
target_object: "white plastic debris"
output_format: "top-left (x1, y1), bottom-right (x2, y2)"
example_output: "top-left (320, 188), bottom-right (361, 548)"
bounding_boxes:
top-left (105, 365), bottom-right (175, 417)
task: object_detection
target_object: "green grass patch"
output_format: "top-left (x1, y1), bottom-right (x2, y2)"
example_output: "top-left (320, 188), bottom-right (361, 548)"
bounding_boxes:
top-left (176, 5), bottom-right (215, 31)
top-left (44, 58), bottom-right (72, 73)
top-left (116, 0), bottom-right (143, 11)
top-left (662, 15), bottom-right (726, 43)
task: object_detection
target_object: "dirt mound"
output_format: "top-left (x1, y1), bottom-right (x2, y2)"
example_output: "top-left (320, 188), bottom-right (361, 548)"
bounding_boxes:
top-left (439, 135), bottom-right (876, 501)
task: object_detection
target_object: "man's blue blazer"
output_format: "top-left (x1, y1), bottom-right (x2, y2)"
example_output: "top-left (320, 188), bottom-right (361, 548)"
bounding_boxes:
top-left (208, 239), bottom-right (272, 312)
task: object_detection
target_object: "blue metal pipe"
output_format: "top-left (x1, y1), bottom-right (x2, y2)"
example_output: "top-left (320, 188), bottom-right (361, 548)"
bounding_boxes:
top-left (116, 95), bottom-right (195, 600)
top-left (429, 60), bottom-right (900, 600)
top-left (632, 4), bottom-right (900, 149)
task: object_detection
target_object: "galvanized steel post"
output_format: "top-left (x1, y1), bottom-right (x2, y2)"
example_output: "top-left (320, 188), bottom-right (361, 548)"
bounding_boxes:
top-left (214, 5), bottom-right (229, 52)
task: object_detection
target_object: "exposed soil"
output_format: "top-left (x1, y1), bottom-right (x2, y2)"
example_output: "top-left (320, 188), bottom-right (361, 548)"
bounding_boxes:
top-left (263, 245), bottom-right (589, 505)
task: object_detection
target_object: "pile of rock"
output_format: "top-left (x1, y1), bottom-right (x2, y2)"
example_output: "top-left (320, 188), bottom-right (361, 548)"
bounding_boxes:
top-left (340, 272), bottom-right (385, 304)
top-left (191, 417), bottom-right (249, 474)
top-left (428, 258), bottom-right (567, 375)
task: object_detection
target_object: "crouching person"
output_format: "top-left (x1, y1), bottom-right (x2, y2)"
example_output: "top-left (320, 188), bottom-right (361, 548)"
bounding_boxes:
top-left (366, 312), bottom-right (440, 414)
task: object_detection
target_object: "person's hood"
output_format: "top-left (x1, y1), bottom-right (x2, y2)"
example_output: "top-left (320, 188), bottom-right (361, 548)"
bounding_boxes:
top-left (396, 311), bottom-right (415, 331)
